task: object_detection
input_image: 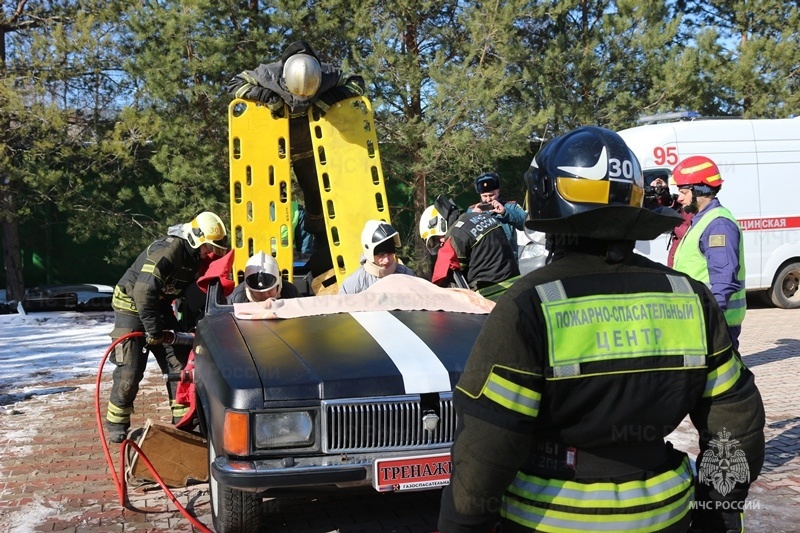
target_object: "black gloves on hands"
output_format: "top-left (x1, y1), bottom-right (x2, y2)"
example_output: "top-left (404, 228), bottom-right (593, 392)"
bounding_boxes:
top-left (146, 332), bottom-right (166, 346)
top-left (146, 330), bottom-right (182, 346)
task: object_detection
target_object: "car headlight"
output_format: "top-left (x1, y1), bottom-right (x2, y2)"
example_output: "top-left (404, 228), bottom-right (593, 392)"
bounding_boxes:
top-left (254, 411), bottom-right (314, 449)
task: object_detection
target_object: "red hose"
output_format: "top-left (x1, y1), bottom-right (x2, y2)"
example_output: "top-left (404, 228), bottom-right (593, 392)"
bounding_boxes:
top-left (95, 332), bottom-right (212, 532)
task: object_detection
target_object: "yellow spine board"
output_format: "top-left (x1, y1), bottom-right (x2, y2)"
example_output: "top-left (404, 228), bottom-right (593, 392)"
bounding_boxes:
top-left (309, 96), bottom-right (390, 280)
top-left (228, 100), bottom-right (294, 283)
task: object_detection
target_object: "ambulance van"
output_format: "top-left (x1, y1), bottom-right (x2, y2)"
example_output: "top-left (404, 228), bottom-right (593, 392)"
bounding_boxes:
top-left (617, 115), bottom-right (800, 309)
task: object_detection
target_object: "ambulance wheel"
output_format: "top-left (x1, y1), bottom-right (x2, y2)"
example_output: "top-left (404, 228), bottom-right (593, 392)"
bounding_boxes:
top-left (768, 262), bottom-right (800, 309)
top-left (208, 439), bottom-right (263, 532)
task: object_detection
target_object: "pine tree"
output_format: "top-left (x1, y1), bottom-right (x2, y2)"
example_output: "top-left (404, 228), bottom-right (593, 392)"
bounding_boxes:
top-left (676, 0), bottom-right (800, 117)
top-left (4, 1), bottom-right (799, 292)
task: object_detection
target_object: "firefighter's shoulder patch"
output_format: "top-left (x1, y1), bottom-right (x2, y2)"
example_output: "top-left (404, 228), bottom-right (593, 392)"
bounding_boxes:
top-left (708, 234), bottom-right (726, 247)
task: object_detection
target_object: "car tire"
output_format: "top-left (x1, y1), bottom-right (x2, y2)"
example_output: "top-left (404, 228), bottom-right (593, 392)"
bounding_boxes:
top-left (208, 438), bottom-right (263, 532)
top-left (768, 262), bottom-right (800, 309)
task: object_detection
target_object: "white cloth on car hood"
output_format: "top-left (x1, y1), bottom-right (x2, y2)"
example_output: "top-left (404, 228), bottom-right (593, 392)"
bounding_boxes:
top-left (233, 275), bottom-right (495, 320)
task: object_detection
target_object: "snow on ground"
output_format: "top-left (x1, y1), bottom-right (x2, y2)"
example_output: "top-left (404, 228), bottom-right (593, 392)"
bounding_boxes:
top-left (2, 494), bottom-right (83, 533)
top-left (0, 311), bottom-right (114, 407)
top-left (0, 310), bottom-right (118, 533)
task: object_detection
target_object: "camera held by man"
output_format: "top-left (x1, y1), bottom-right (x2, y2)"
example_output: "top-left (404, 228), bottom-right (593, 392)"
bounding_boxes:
top-left (643, 177), bottom-right (678, 211)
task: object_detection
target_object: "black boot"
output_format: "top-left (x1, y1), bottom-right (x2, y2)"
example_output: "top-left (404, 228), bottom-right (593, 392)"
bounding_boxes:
top-left (105, 422), bottom-right (129, 444)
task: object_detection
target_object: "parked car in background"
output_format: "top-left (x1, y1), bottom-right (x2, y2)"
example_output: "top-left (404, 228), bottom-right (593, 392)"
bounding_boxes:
top-left (21, 284), bottom-right (114, 312)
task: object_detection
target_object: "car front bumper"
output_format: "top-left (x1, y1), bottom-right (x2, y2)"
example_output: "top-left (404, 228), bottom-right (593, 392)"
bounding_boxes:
top-left (212, 448), bottom-right (450, 493)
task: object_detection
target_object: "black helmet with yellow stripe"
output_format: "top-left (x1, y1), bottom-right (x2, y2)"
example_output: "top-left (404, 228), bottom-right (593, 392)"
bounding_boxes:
top-left (524, 126), bottom-right (681, 241)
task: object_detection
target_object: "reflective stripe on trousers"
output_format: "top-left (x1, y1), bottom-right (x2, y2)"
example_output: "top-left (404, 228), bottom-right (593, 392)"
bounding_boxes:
top-left (106, 401), bottom-right (133, 425)
top-left (501, 456), bottom-right (694, 532)
top-left (171, 400), bottom-right (190, 418)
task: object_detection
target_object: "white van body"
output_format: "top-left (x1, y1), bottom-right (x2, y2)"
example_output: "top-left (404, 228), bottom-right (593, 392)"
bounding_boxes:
top-left (618, 117), bottom-right (800, 309)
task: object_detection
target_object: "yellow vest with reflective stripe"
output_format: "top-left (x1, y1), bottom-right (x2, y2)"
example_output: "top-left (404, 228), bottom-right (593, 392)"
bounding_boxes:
top-left (673, 206), bottom-right (746, 327)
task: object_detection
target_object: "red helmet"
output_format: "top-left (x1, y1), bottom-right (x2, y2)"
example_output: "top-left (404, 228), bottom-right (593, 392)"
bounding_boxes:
top-left (672, 156), bottom-right (723, 188)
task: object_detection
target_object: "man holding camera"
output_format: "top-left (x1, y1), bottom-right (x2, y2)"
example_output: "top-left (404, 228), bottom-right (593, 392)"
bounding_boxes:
top-left (643, 176), bottom-right (694, 267)
top-left (469, 172), bottom-right (527, 261)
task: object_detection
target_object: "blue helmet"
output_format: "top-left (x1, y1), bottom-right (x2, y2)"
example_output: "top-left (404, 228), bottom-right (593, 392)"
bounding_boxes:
top-left (524, 126), bottom-right (680, 240)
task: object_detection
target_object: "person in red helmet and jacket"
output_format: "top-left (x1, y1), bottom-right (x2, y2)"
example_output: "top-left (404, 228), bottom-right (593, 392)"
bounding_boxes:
top-left (671, 156), bottom-right (746, 349)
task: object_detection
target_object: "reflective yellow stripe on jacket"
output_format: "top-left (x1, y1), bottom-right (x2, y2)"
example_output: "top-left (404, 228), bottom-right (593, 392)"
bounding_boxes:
top-left (112, 285), bottom-right (136, 313)
top-left (703, 353), bottom-right (743, 398)
top-left (503, 456), bottom-right (694, 532)
top-left (483, 370), bottom-right (541, 417)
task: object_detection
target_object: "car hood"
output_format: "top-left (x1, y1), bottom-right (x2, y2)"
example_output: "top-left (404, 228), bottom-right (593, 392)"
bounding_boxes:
top-left (235, 310), bottom-right (486, 401)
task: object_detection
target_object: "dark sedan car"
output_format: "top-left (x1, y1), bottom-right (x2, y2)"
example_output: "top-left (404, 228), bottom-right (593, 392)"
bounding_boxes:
top-left (21, 284), bottom-right (113, 312)
top-left (193, 277), bottom-right (491, 533)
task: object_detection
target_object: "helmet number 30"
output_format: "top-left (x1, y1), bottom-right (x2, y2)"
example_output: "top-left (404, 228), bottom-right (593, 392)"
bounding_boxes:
top-left (609, 157), bottom-right (635, 179)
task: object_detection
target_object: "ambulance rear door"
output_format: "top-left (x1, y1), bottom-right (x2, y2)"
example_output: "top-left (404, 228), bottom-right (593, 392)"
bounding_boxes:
top-left (748, 118), bottom-right (800, 299)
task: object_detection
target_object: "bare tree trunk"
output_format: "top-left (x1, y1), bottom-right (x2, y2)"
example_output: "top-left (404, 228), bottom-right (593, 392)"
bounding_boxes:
top-left (401, 21), bottom-right (432, 278)
top-left (412, 169), bottom-right (429, 278)
top-left (1, 190), bottom-right (25, 302)
top-left (1, 22), bottom-right (26, 302)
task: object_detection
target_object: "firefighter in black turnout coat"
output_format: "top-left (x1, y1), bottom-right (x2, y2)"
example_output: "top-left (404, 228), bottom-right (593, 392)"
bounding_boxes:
top-left (105, 212), bottom-right (229, 443)
top-left (438, 127), bottom-right (765, 533)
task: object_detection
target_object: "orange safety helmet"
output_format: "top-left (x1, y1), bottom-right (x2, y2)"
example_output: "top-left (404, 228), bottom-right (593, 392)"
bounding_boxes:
top-left (671, 156), bottom-right (723, 188)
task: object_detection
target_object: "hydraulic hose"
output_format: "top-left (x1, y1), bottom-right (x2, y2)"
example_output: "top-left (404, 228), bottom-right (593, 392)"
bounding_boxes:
top-left (95, 331), bottom-right (211, 533)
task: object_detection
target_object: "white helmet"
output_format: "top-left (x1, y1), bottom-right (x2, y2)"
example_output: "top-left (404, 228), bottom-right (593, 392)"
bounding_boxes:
top-left (183, 212), bottom-right (229, 252)
top-left (361, 220), bottom-right (401, 264)
top-left (419, 205), bottom-right (448, 255)
top-left (244, 251), bottom-right (282, 296)
top-left (282, 54), bottom-right (322, 99)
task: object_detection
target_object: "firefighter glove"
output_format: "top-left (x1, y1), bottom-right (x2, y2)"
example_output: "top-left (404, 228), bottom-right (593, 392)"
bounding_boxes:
top-left (145, 332), bottom-right (165, 346)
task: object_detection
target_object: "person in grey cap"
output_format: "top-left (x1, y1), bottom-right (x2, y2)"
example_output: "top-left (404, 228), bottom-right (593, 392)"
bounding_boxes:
top-left (439, 126), bottom-right (764, 533)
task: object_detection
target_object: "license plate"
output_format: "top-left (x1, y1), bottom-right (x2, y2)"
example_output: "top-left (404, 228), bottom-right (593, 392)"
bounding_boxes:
top-left (373, 453), bottom-right (452, 492)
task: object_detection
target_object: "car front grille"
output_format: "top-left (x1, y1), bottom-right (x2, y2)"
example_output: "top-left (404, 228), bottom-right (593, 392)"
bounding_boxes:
top-left (321, 394), bottom-right (455, 453)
